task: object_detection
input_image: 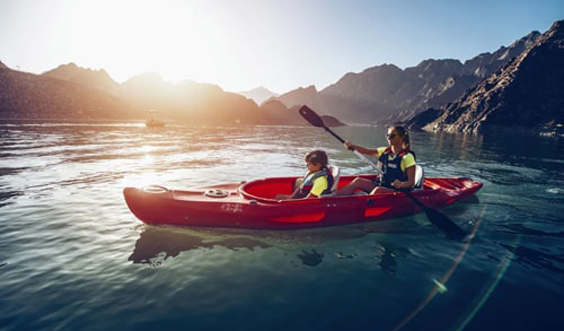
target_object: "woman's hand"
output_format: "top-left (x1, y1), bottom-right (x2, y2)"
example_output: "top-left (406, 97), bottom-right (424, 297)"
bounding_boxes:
top-left (391, 180), bottom-right (403, 189)
top-left (344, 141), bottom-right (354, 150)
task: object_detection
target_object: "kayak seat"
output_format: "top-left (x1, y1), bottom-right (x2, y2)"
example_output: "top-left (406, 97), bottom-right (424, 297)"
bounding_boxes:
top-left (321, 165), bottom-right (340, 196)
top-left (413, 165), bottom-right (424, 190)
top-left (329, 165), bottom-right (340, 193)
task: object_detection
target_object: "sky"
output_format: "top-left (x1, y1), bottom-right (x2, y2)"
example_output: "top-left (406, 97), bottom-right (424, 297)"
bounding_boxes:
top-left (0, 0), bottom-right (563, 94)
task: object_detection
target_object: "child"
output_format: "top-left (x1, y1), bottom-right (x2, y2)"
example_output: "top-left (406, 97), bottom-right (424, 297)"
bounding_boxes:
top-left (276, 150), bottom-right (334, 200)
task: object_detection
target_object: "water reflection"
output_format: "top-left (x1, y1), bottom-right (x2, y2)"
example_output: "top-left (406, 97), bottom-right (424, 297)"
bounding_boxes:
top-left (376, 243), bottom-right (410, 275)
top-left (129, 226), bottom-right (271, 267)
top-left (296, 249), bottom-right (324, 267)
top-left (498, 243), bottom-right (564, 274)
top-left (129, 225), bottom-right (375, 268)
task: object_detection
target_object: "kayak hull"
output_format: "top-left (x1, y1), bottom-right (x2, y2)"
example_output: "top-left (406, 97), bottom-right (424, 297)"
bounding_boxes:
top-left (123, 174), bottom-right (482, 229)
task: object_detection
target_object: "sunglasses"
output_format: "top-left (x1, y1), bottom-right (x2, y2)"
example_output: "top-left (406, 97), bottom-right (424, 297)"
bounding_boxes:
top-left (386, 133), bottom-right (397, 139)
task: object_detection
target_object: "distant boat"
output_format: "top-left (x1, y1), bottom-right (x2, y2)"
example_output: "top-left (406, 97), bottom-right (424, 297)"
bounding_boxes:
top-left (145, 109), bottom-right (165, 127)
top-left (145, 118), bottom-right (165, 127)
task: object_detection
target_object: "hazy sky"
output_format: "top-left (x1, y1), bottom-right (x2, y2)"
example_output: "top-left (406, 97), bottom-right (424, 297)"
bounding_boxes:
top-left (1, 0), bottom-right (562, 93)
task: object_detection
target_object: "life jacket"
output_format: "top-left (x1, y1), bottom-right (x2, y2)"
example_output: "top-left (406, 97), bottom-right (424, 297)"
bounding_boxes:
top-left (377, 147), bottom-right (416, 188)
top-left (296, 168), bottom-right (334, 198)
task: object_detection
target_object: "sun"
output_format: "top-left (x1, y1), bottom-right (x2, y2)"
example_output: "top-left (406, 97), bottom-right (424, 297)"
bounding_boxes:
top-left (54, 0), bottom-right (242, 87)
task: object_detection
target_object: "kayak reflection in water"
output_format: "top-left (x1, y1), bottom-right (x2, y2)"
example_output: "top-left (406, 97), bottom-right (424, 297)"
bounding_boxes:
top-left (275, 150), bottom-right (334, 200)
top-left (335, 126), bottom-right (418, 196)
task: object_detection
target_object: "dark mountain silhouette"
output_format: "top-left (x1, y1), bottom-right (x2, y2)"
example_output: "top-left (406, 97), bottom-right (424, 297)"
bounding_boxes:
top-left (42, 62), bottom-right (122, 95)
top-left (238, 86), bottom-right (278, 105)
top-left (259, 99), bottom-right (345, 127)
top-left (271, 31), bottom-right (542, 125)
top-left (259, 100), bottom-right (304, 125)
top-left (269, 85), bottom-right (326, 115)
top-left (1, 64), bottom-right (276, 125)
top-left (406, 20), bottom-right (564, 133)
top-left (0, 65), bottom-right (139, 120)
top-left (121, 72), bottom-right (266, 125)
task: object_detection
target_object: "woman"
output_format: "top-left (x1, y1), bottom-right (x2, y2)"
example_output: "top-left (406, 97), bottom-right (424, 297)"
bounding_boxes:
top-left (335, 126), bottom-right (416, 195)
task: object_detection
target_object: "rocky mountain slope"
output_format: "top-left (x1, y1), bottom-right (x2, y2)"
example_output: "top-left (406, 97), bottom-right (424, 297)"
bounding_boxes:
top-left (406, 20), bottom-right (564, 133)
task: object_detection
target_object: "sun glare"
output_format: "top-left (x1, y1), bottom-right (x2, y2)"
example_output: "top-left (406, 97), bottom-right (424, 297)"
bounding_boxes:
top-left (54, 0), bottom-right (242, 86)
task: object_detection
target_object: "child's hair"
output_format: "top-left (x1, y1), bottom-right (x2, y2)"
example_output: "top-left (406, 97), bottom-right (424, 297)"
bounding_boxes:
top-left (305, 150), bottom-right (329, 168)
top-left (390, 125), bottom-right (410, 149)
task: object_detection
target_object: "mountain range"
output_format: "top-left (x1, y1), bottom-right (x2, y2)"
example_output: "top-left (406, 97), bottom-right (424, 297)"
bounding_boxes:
top-left (0, 61), bottom-right (138, 120)
top-left (1, 18), bottom-right (562, 133)
top-left (0, 62), bottom-right (337, 126)
top-left (271, 30), bottom-right (542, 125)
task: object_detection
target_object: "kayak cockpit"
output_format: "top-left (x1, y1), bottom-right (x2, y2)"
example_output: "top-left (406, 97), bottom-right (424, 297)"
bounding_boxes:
top-left (239, 174), bottom-right (381, 202)
top-left (239, 174), bottom-right (481, 203)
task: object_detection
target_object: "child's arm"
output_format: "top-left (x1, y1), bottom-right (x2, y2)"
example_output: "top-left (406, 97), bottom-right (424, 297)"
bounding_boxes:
top-left (288, 187), bottom-right (301, 199)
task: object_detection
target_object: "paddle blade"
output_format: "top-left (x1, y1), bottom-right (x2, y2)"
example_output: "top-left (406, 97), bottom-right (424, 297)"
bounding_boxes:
top-left (424, 208), bottom-right (467, 239)
top-left (299, 105), bottom-right (325, 128)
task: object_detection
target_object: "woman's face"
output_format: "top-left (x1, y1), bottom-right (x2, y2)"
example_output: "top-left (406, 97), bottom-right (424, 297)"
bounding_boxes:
top-left (386, 128), bottom-right (400, 143)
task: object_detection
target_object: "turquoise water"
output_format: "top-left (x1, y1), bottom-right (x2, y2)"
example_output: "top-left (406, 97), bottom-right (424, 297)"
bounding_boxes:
top-left (0, 122), bottom-right (562, 331)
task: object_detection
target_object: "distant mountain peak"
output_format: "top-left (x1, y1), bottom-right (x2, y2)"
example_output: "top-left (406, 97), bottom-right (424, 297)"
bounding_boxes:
top-left (416, 59), bottom-right (463, 71)
top-left (294, 85), bottom-right (318, 92)
top-left (513, 30), bottom-right (542, 45)
top-left (42, 62), bottom-right (120, 94)
top-left (238, 86), bottom-right (278, 105)
top-left (269, 84), bottom-right (324, 112)
top-left (241, 86), bottom-right (275, 94)
top-left (361, 63), bottom-right (402, 75)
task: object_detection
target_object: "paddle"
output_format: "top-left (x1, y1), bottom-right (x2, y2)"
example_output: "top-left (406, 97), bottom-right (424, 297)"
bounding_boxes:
top-left (298, 106), bottom-right (380, 169)
top-left (298, 105), bottom-right (466, 238)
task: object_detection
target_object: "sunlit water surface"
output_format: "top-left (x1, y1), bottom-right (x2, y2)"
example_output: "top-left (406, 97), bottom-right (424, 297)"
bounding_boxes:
top-left (0, 122), bottom-right (563, 331)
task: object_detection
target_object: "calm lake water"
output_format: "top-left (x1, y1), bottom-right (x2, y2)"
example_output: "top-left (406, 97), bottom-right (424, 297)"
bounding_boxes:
top-left (0, 121), bottom-right (562, 331)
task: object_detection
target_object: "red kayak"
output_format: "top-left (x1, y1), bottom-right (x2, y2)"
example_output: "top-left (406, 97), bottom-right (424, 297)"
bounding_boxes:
top-left (123, 172), bottom-right (482, 229)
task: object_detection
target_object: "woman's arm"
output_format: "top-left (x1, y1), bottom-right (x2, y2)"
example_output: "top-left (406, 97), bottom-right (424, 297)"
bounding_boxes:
top-left (344, 141), bottom-right (380, 156)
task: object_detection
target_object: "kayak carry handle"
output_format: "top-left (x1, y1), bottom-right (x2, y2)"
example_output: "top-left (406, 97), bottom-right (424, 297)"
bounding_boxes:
top-left (143, 185), bottom-right (169, 194)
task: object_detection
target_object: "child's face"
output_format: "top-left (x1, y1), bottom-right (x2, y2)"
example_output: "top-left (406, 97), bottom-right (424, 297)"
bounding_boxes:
top-left (306, 161), bottom-right (322, 172)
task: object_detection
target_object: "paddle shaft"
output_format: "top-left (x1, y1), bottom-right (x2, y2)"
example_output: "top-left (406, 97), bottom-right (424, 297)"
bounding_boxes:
top-left (322, 126), bottom-right (382, 173)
